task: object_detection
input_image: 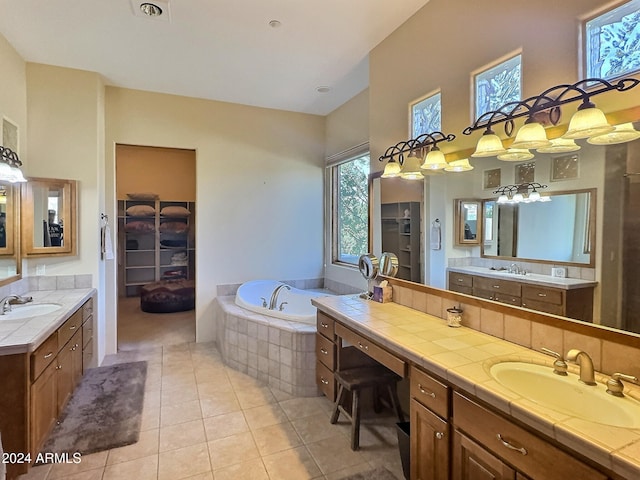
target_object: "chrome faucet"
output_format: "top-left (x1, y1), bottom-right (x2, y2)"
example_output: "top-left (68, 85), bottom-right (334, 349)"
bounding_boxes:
top-left (0, 294), bottom-right (33, 314)
top-left (566, 349), bottom-right (596, 385)
top-left (268, 284), bottom-right (290, 310)
top-left (508, 263), bottom-right (526, 275)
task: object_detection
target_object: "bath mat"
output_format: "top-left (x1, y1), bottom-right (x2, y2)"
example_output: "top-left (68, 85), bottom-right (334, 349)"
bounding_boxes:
top-left (338, 466), bottom-right (399, 480)
top-left (39, 361), bottom-right (147, 458)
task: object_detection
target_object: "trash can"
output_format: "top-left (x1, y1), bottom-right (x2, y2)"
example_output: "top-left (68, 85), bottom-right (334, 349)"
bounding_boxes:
top-left (396, 422), bottom-right (410, 480)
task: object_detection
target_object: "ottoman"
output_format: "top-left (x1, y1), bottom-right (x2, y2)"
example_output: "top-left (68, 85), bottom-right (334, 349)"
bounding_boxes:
top-left (140, 279), bottom-right (195, 313)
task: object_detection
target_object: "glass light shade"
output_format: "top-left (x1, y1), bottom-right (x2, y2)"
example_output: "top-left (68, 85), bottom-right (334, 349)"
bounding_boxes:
top-left (471, 133), bottom-right (506, 157)
top-left (512, 192), bottom-right (524, 203)
top-left (400, 155), bottom-right (424, 180)
top-left (497, 148), bottom-right (534, 161)
top-left (536, 137), bottom-right (580, 153)
top-left (421, 148), bottom-right (447, 170)
top-left (444, 158), bottom-right (473, 172)
top-left (562, 106), bottom-right (614, 139)
top-left (528, 190), bottom-right (541, 201)
top-left (539, 195), bottom-right (552, 202)
top-left (497, 194), bottom-right (509, 204)
top-left (510, 122), bottom-right (551, 149)
top-left (381, 159), bottom-right (401, 178)
top-left (587, 122), bottom-right (640, 145)
top-left (0, 162), bottom-right (26, 183)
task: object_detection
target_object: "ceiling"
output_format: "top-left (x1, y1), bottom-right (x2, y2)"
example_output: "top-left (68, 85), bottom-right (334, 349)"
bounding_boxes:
top-left (0, 0), bottom-right (430, 115)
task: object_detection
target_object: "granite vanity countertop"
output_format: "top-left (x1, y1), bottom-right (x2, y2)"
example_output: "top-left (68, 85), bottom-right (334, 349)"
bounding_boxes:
top-left (447, 265), bottom-right (597, 289)
top-left (312, 295), bottom-right (640, 480)
top-left (0, 288), bottom-right (95, 356)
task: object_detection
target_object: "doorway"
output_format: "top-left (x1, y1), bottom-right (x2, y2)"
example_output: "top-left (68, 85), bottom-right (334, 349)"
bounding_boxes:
top-left (115, 145), bottom-right (197, 350)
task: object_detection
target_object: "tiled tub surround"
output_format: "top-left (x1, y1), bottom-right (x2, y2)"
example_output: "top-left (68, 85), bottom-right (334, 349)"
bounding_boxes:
top-left (213, 296), bottom-right (318, 397)
top-left (312, 286), bottom-right (640, 479)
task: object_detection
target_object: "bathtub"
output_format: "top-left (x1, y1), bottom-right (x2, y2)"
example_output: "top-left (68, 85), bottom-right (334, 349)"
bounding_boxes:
top-left (235, 279), bottom-right (330, 325)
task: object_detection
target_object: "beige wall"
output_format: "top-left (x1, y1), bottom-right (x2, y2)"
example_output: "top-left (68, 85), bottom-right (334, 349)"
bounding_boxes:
top-left (106, 87), bottom-right (326, 345)
top-left (116, 145), bottom-right (196, 201)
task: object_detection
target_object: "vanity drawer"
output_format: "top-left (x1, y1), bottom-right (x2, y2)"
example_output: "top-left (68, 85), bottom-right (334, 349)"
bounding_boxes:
top-left (31, 333), bottom-right (58, 381)
top-left (410, 366), bottom-right (449, 419)
top-left (521, 298), bottom-right (564, 316)
top-left (493, 292), bottom-right (522, 306)
top-left (316, 360), bottom-right (335, 401)
top-left (473, 276), bottom-right (521, 297)
top-left (82, 318), bottom-right (93, 348)
top-left (522, 285), bottom-right (563, 305)
top-left (335, 323), bottom-right (406, 377)
top-left (82, 298), bottom-right (93, 322)
top-left (58, 310), bottom-right (82, 349)
top-left (453, 392), bottom-right (606, 480)
top-left (449, 272), bottom-right (473, 288)
top-left (316, 333), bottom-right (336, 370)
top-left (317, 312), bottom-right (335, 340)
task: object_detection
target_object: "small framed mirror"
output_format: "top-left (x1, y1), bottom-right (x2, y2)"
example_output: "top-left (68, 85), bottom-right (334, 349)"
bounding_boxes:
top-left (454, 199), bottom-right (482, 246)
top-left (21, 177), bottom-right (77, 256)
top-left (0, 182), bottom-right (21, 285)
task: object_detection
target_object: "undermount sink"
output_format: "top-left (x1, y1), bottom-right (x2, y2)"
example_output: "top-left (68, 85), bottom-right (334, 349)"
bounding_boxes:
top-left (0, 303), bottom-right (63, 320)
top-left (490, 361), bottom-right (640, 428)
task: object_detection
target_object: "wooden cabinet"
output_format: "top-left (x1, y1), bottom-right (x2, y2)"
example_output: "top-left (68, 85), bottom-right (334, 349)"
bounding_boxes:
top-left (29, 359), bottom-right (58, 461)
top-left (316, 312), bottom-right (337, 401)
top-left (82, 296), bottom-right (94, 371)
top-left (381, 202), bottom-right (421, 283)
top-left (453, 430), bottom-right (516, 480)
top-left (410, 366), bottom-right (450, 480)
top-left (447, 271), bottom-right (594, 321)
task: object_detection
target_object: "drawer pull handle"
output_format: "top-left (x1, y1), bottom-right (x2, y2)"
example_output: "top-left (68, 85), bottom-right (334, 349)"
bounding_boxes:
top-left (497, 434), bottom-right (528, 456)
top-left (320, 348), bottom-right (328, 355)
top-left (537, 293), bottom-right (547, 297)
top-left (321, 378), bottom-right (329, 385)
top-left (69, 325), bottom-right (77, 330)
top-left (358, 341), bottom-right (369, 351)
top-left (435, 432), bottom-right (444, 440)
top-left (44, 352), bottom-right (53, 359)
top-left (320, 322), bottom-right (329, 329)
top-left (457, 278), bottom-right (463, 282)
top-left (493, 285), bottom-right (500, 289)
top-left (418, 384), bottom-right (436, 398)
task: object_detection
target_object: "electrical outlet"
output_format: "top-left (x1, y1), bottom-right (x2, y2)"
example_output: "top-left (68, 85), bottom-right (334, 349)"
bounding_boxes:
top-left (36, 264), bottom-right (46, 275)
top-left (551, 267), bottom-right (566, 278)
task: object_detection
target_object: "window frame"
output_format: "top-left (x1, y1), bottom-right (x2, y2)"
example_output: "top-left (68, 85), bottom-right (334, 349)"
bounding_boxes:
top-left (472, 51), bottom-right (522, 121)
top-left (330, 151), bottom-right (371, 267)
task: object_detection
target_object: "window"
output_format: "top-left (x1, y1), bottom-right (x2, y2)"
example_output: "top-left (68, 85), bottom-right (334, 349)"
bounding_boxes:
top-left (410, 91), bottom-right (441, 138)
top-left (332, 153), bottom-right (370, 266)
top-left (585, 0), bottom-right (640, 80)
top-left (474, 54), bottom-right (522, 119)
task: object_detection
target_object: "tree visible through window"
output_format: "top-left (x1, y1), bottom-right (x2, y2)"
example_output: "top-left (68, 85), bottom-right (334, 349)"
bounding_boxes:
top-left (334, 154), bottom-right (370, 265)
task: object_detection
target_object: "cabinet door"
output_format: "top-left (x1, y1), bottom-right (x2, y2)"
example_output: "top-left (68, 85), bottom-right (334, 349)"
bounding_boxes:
top-left (56, 341), bottom-right (74, 413)
top-left (30, 360), bottom-right (57, 456)
top-left (410, 398), bottom-right (449, 480)
top-left (452, 430), bottom-right (516, 480)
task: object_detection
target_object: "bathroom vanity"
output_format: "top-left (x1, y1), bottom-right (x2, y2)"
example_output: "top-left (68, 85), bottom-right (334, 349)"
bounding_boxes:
top-left (447, 266), bottom-right (596, 321)
top-left (0, 288), bottom-right (95, 479)
top-left (312, 295), bottom-right (639, 480)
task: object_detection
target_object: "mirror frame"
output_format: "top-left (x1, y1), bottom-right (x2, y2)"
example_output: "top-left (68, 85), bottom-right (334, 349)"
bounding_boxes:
top-left (454, 198), bottom-right (482, 246)
top-left (0, 182), bottom-right (21, 286)
top-left (21, 177), bottom-right (78, 257)
top-left (480, 188), bottom-right (596, 268)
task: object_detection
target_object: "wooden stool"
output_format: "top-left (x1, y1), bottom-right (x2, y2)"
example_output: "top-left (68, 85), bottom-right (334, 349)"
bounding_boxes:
top-left (330, 365), bottom-right (405, 450)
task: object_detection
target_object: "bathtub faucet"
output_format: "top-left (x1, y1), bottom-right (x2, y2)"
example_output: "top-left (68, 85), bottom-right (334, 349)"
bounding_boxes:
top-left (268, 284), bottom-right (291, 310)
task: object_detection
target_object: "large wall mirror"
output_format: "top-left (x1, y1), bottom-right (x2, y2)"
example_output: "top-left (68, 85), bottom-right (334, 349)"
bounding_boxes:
top-left (0, 182), bottom-right (21, 285)
top-left (481, 189), bottom-right (595, 267)
top-left (21, 177), bottom-right (77, 256)
top-left (369, 109), bottom-right (640, 336)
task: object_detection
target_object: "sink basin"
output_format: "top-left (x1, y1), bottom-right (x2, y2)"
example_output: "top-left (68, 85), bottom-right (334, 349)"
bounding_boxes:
top-left (490, 361), bottom-right (640, 428)
top-left (0, 303), bottom-right (62, 320)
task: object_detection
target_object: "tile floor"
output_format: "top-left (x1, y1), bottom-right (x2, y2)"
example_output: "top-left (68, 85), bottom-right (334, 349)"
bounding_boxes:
top-left (19, 300), bottom-right (404, 480)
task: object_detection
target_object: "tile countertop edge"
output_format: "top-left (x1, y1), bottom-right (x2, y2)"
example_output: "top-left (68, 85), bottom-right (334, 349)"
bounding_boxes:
top-left (311, 295), bottom-right (640, 480)
top-left (447, 266), bottom-right (597, 290)
top-left (0, 288), bottom-right (96, 355)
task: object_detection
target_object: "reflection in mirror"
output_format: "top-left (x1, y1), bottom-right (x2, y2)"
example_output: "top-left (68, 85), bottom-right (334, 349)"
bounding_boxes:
top-left (379, 252), bottom-right (399, 277)
top-left (0, 182), bottom-right (21, 285)
top-left (22, 178), bottom-right (77, 256)
top-left (454, 199), bottom-right (482, 245)
top-left (482, 189), bottom-right (595, 266)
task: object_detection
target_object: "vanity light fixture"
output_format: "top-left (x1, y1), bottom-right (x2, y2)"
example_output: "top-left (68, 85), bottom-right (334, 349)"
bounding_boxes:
top-left (444, 158), bottom-right (473, 172)
top-left (496, 148), bottom-right (534, 161)
top-left (494, 182), bottom-right (549, 204)
top-left (379, 131), bottom-right (456, 180)
top-left (587, 122), bottom-right (640, 145)
top-left (0, 146), bottom-right (27, 183)
top-left (464, 77), bottom-right (640, 159)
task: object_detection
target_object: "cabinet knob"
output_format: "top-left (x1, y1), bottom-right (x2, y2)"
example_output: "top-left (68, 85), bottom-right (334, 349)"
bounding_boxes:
top-left (320, 322), bottom-right (329, 329)
top-left (435, 432), bottom-right (444, 440)
top-left (496, 433), bottom-right (528, 456)
top-left (358, 341), bottom-right (369, 351)
top-left (320, 348), bottom-right (328, 355)
top-left (418, 384), bottom-right (436, 398)
top-left (55, 365), bottom-right (62, 370)
top-left (320, 378), bottom-right (329, 385)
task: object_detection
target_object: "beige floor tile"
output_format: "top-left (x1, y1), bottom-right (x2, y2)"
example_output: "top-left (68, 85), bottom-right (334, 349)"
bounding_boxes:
top-left (262, 446), bottom-right (322, 480)
top-left (193, 366), bottom-right (228, 385)
top-left (157, 443), bottom-right (211, 480)
top-left (143, 388), bottom-right (162, 410)
top-left (270, 386), bottom-right (297, 402)
top-left (306, 434), bottom-right (368, 474)
top-left (291, 412), bottom-right (340, 444)
top-left (182, 472), bottom-right (214, 480)
top-left (16, 463), bottom-right (52, 480)
top-left (243, 403), bottom-right (289, 430)
top-left (202, 410), bottom-right (249, 441)
top-left (234, 385), bottom-right (277, 409)
top-left (207, 431), bottom-right (260, 470)
top-left (279, 397), bottom-right (325, 420)
top-left (141, 406), bottom-right (161, 431)
top-left (48, 451), bottom-right (108, 479)
top-left (102, 454), bottom-right (158, 480)
top-left (160, 419), bottom-right (207, 452)
top-left (196, 378), bottom-right (234, 397)
top-left (161, 384), bottom-right (200, 406)
top-left (365, 449), bottom-right (405, 479)
top-left (252, 422), bottom-right (302, 456)
top-left (199, 391), bottom-right (241, 418)
top-left (324, 463), bottom-right (376, 480)
top-left (161, 400), bottom-right (203, 426)
top-left (213, 458), bottom-right (269, 480)
top-left (106, 428), bottom-right (159, 465)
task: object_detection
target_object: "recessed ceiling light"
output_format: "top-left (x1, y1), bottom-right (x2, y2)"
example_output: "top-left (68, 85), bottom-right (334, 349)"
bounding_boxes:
top-left (268, 20), bottom-right (282, 28)
top-left (140, 2), bottom-right (163, 16)
top-left (316, 86), bottom-right (331, 93)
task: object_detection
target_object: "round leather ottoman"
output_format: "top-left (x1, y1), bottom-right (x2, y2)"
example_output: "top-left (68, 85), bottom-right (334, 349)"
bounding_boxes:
top-left (140, 279), bottom-right (195, 313)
